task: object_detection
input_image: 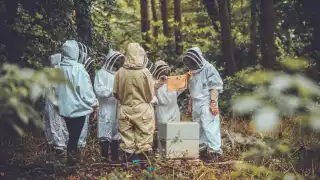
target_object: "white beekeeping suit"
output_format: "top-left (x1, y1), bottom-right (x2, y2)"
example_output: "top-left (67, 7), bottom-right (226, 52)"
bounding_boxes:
top-left (94, 49), bottom-right (123, 162)
top-left (77, 52), bottom-right (95, 149)
top-left (182, 47), bottom-right (223, 156)
top-left (153, 60), bottom-right (183, 124)
top-left (43, 53), bottom-right (68, 150)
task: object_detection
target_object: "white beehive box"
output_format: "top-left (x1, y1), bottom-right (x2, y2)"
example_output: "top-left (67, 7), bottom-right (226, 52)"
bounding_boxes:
top-left (158, 122), bottom-right (199, 159)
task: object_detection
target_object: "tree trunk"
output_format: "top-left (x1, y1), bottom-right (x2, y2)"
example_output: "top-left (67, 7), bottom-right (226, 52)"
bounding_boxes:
top-left (248, 0), bottom-right (258, 66)
top-left (160, 0), bottom-right (169, 37)
top-left (140, 0), bottom-right (150, 49)
top-left (75, 0), bottom-right (93, 46)
top-left (201, 0), bottom-right (220, 32)
top-left (1, 0), bottom-right (25, 66)
top-left (151, 0), bottom-right (158, 38)
top-left (260, 0), bottom-right (277, 69)
top-left (174, 0), bottom-right (182, 55)
top-left (218, 0), bottom-right (237, 76)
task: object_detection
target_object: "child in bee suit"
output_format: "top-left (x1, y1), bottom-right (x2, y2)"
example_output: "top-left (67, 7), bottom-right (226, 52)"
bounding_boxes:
top-left (56, 40), bottom-right (99, 166)
top-left (43, 53), bottom-right (69, 163)
top-left (182, 47), bottom-right (223, 158)
top-left (153, 60), bottom-right (184, 124)
top-left (94, 49), bottom-right (124, 163)
top-left (112, 43), bottom-right (165, 170)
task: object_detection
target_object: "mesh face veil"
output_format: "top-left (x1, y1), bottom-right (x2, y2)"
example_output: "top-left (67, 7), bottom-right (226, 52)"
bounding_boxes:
top-left (84, 57), bottom-right (94, 72)
top-left (154, 64), bottom-right (171, 79)
top-left (144, 57), bottom-right (157, 75)
top-left (182, 49), bottom-right (204, 71)
top-left (77, 41), bottom-right (92, 65)
top-left (102, 50), bottom-right (125, 73)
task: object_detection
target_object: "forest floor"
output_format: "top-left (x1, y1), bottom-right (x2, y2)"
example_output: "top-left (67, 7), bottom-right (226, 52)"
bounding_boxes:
top-left (0, 116), bottom-right (318, 179)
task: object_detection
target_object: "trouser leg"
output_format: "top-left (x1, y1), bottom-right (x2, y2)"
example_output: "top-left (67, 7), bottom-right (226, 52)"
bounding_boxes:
top-left (64, 116), bottom-right (86, 166)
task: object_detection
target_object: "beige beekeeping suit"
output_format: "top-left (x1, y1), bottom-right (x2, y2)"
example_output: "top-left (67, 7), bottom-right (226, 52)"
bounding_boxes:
top-left (113, 43), bottom-right (155, 154)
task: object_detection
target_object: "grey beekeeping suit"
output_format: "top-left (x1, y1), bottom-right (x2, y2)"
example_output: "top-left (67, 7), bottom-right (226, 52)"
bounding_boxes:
top-left (43, 53), bottom-right (69, 150)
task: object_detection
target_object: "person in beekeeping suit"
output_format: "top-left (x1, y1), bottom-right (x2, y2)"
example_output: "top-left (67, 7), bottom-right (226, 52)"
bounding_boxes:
top-left (43, 53), bottom-right (69, 164)
top-left (77, 54), bottom-right (95, 152)
top-left (182, 47), bottom-right (223, 159)
top-left (94, 48), bottom-right (124, 163)
top-left (153, 60), bottom-right (184, 124)
top-left (112, 43), bottom-right (165, 170)
top-left (55, 40), bottom-right (99, 166)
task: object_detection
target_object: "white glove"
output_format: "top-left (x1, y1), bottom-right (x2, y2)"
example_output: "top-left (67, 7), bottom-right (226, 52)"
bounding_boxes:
top-left (151, 96), bottom-right (159, 105)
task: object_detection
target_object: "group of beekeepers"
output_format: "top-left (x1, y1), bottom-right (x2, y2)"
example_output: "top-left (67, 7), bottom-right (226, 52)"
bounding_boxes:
top-left (43, 40), bottom-right (224, 170)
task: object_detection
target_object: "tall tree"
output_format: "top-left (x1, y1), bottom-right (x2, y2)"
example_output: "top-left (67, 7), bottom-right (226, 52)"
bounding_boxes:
top-left (248, 0), bottom-right (258, 66)
top-left (151, 0), bottom-right (158, 38)
top-left (75, 0), bottom-right (93, 46)
top-left (201, 0), bottom-right (220, 32)
top-left (174, 0), bottom-right (182, 54)
top-left (160, 0), bottom-right (169, 37)
top-left (260, 0), bottom-right (277, 69)
top-left (140, 0), bottom-right (150, 49)
top-left (218, 0), bottom-right (237, 76)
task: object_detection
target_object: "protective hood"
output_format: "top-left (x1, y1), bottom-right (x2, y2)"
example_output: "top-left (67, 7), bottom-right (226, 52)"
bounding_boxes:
top-left (182, 47), bottom-right (207, 71)
top-left (154, 60), bottom-right (171, 79)
top-left (102, 49), bottom-right (125, 73)
top-left (50, 53), bottom-right (62, 66)
top-left (123, 43), bottom-right (146, 69)
top-left (145, 58), bottom-right (157, 75)
top-left (61, 40), bottom-right (93, 71)
top-left (77, 41), bottom-right (91, 65)
top-left (61, 40), bottom-right (80, 62)
top-left (84, 57), bottom-right (94, 72)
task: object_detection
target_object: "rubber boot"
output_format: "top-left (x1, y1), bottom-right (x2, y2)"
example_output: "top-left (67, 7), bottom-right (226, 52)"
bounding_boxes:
top-left (111, 140), bottom-right (120, 164)
top-left (122, 151), bottom-right (134, 171)
top-left (139, 151), bottom-right (151, 170)
top-left (45, 144), bottom-right (55, 164)
top-left (100, 141), bottom-right (110, 161)
top-left (67, 151), bottom-right (77, 167)
top-left (54, 148), bottom-right (66, 165)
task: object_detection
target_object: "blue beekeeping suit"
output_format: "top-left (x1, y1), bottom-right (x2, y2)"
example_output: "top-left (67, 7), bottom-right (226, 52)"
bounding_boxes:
top-left (43, 53), bottom-right (69, 151)
top-left (56, 40), bottom-right (98, 166)
top-left (94, 49), bottom-right (124, 162)
top-left (56, 40), bottom-right (98, 118)
top-left (182, 47), bottom-right (223, 156)
top-left (153, 60), bottom-right (183, 124)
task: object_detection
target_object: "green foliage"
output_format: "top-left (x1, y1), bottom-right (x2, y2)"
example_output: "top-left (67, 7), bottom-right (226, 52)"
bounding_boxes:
top-left (0, 64), bottom-right (66, 135)
top-left (231, 57), bottom-right (320, 178)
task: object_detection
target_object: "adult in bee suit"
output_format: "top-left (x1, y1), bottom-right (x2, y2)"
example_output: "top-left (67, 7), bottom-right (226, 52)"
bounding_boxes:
top-left (43, 53), bottom-right (69, 162)
top-left (56, 40), bottom-right (99, 166)
top-left (94, 49), bottom-right (124, 163)
top-left (182, 47), bottom-right (223, 158)
top-left (113, 43), bottom-right (164, 170)
top-left (78, 56), bottom-right (95, 150)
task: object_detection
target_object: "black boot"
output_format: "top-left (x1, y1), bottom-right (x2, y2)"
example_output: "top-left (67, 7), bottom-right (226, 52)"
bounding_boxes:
top-left (139, 151), bottom-right (151, 170)
top-left (54, 148), bottom-right (66, 164)
top-left (111, 140), bottom-right (120, 163)
top-left (122, 151), bottom-right (134, 171)
top-left (100, 141), bottom-right (110, 161)
top-left (67, 151), bottom-right (77, 167)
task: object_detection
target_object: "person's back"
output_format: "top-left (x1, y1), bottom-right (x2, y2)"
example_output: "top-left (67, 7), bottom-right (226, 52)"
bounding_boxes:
top-left (55, 40), bottom-right (98, 166)
top-left (113, 43), bottom-right (155, 170)
top-left (56, 40), bottom-right (98, 118)
top-left (94, 49), bottom-right (124, 163)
